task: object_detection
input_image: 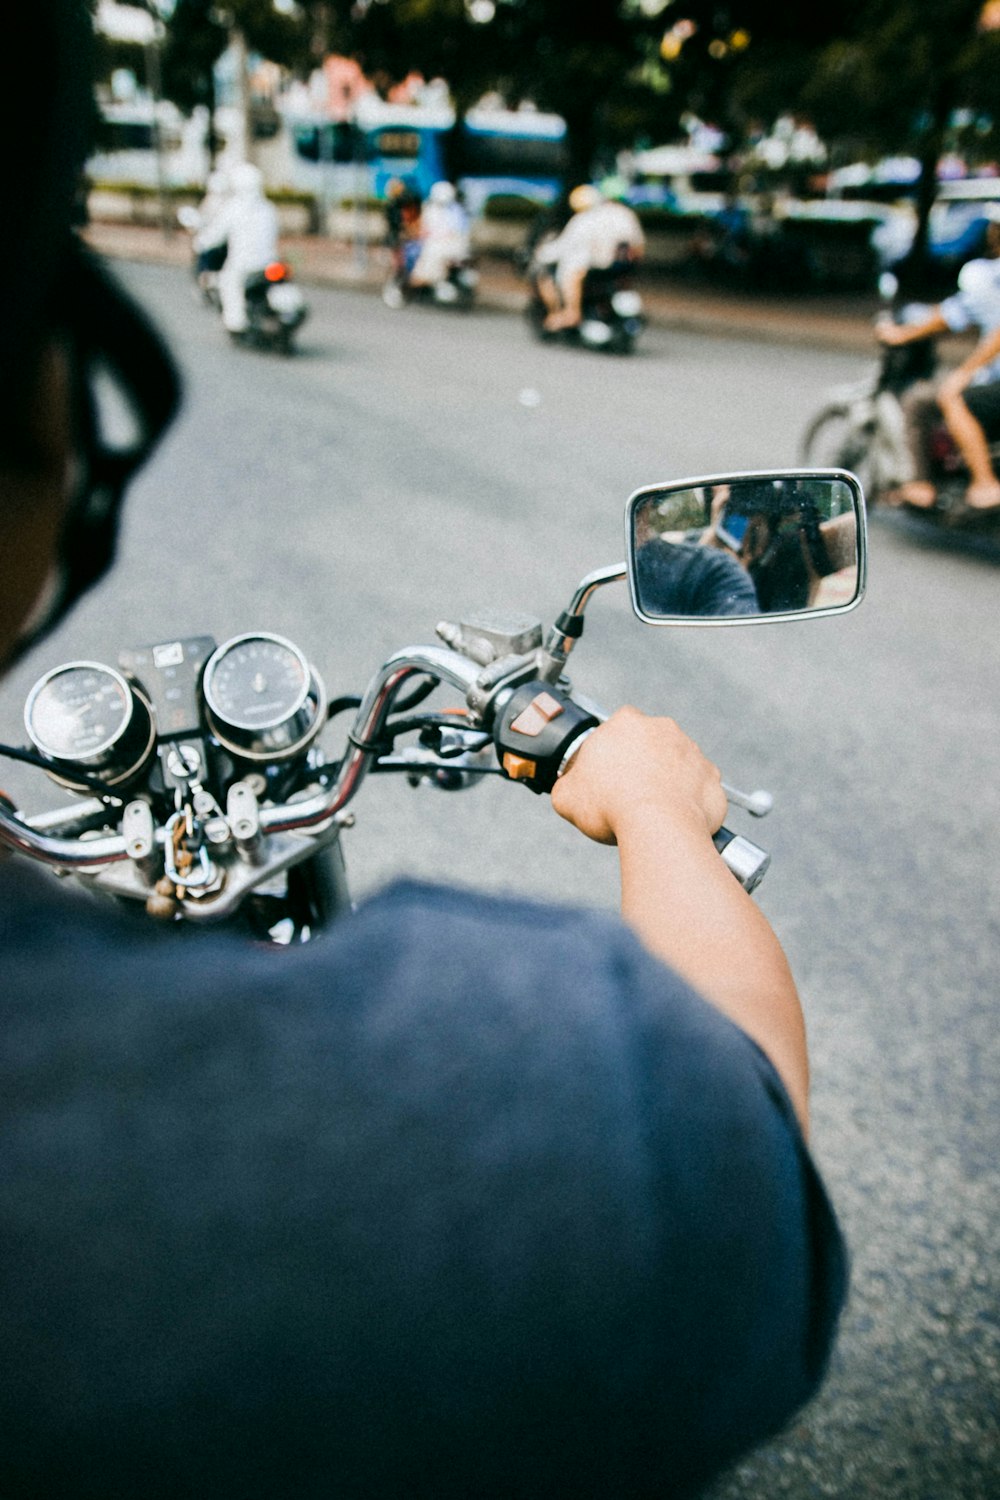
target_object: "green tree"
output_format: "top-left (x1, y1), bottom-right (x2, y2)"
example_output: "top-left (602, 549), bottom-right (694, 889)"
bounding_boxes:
top-left (322, 0), bottom-right (679, 181)
top-left (667, 1), bottom-right (1000, 280)
top-left (802, 0), bottom-right (1000, 278)
top-left (160, 0), bottom-right (312, 160)
top-left (160, 0), bottom-right (227, 119)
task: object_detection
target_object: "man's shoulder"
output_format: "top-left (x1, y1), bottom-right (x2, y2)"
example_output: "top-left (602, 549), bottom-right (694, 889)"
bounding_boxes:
top-left (0, 864), bottom-right (637, 1018)
top-left (331, 877), bottom-right (662, 1010)
top-left (0, 865), bottom-right (798, 1149)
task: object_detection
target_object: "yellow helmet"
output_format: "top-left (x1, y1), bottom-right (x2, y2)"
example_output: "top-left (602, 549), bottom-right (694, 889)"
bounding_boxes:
top-left (569, 184), bottom-right (603, 212)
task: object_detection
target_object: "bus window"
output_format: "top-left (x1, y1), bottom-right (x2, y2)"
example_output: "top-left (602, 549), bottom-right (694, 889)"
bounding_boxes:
top-left (454, 128), bottom-right (568, 181)
top-left (365, 125), bottom-right (449, 198)
top-left (293, 121), bottom-right (364, 164)
top-left (452, 109), bottom-right (568, 213)
top-left (95, 118), bottom-right (156, 152)
top-left (372, 128), bottom-right (424, 161)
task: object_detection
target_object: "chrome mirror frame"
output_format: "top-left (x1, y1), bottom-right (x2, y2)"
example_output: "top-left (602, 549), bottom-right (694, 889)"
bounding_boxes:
top-left (624, 467), bottom-right (868, 627)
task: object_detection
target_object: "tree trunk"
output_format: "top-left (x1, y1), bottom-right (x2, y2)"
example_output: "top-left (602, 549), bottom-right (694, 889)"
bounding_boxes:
top-left (206, 65), bottom-right (220, 170)
top-left (561, 105), bottom-right (601, 189)
top-left (231, 26), bottom-right (254, 165)
top-left (899, 117), bottom-right (947, 295)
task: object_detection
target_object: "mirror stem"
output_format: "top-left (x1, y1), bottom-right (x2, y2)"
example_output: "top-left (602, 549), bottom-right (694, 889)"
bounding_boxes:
top-left (538, 562), bottom-right (627, 682)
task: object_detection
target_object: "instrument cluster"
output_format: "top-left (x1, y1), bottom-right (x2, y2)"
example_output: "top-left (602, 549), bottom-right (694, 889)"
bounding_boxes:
top-left (24, 632), bottom-right (326, 790)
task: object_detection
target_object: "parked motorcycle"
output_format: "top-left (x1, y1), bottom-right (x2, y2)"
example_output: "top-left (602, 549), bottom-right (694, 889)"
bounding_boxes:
top-left (526, 259), bottom-right (645, 354)
top-left (0, 472), bottom-right (865, 944)
top-left (800, 274), bottom-right (1000, 527)
top-left (382, 255), bottom-right (479, 311)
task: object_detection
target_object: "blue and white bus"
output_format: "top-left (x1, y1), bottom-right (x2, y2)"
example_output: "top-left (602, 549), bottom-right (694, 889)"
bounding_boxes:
top-left (89, 95), bottom-right (570, 214)
top-left (448, 105), bottom-right (569, 215)
top-left (285, 99), bottom-right (568, 213)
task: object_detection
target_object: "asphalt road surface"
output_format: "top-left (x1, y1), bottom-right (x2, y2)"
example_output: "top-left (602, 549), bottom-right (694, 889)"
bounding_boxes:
top-left (2, 265), bottom-right (997, 1499)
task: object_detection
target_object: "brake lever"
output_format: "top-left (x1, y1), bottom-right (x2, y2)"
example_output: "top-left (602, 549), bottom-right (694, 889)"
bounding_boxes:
top-left (720, 781), bottom-right (773, 818)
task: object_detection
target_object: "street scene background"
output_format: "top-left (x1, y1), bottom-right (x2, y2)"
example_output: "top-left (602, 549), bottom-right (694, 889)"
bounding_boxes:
top-left (1, 259), bottom-right (997, 1496)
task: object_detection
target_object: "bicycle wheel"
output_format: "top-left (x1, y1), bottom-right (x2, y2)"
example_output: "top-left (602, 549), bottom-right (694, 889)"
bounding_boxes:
top-left (801, 404), bottom-right (878, 497)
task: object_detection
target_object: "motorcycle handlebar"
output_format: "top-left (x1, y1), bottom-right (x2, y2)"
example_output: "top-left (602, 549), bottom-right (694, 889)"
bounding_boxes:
top-left (0, 801), bottom-right (129, 867)
top-left (0, 645), bottom-right (770, 892)
top-left (261, 646), bottom-right (481, 834)
top-left (712, 827), bottom-right (771, 893)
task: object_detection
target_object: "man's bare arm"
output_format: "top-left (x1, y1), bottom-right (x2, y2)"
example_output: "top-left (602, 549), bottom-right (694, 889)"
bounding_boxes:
top-left (551, 708), bottom-right (810, 1133)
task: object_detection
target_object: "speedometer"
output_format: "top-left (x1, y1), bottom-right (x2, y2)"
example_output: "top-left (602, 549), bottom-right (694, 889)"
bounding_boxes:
top-left (24, 661), bottom-right (155, 790)
top-left (202, 633), bottom-right (326, 761)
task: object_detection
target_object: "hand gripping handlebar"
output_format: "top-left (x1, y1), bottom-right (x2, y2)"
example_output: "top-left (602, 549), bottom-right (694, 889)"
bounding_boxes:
top-left (493, 683), bottom-right (770, 893)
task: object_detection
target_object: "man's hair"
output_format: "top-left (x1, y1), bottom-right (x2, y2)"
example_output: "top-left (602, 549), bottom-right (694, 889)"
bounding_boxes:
top-left (2, 0), bottom-right (93, 425)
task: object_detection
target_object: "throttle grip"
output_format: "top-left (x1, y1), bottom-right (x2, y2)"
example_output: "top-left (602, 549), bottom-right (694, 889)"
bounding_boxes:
top-left (712, 827), bottom-right (771, 892)
top-left (558, 731), bottom-right (771, 893)
top-left (495, 685), bottom-right (771, 893)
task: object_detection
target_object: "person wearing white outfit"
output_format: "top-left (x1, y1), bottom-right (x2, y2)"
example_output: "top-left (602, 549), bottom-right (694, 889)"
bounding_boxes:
top-left (410, 181), bottom-right (471, 289)
top-left (214, 163), bottom-right (279, 334)
top-left (878, 212), bottom-right (1000, 510)
top-left (539, 185), bottom-right (645, 331)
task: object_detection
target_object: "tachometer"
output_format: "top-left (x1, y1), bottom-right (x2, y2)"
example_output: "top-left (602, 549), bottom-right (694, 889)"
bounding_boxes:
top-left (202, 633), bottom-right (326, 761)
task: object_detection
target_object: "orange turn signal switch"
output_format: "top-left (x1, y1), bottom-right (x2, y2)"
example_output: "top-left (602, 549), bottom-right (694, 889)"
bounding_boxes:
top-left (494, 683), bottom-right (599, 795)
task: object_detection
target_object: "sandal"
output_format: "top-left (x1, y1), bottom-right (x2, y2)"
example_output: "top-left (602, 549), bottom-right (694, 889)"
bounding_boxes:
top-left (882, 482), bottom-right (937, 510)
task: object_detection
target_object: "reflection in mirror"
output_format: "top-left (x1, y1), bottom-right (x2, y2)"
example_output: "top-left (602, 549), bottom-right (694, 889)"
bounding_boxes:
top-left (627, 473), bottom-right (864, 623)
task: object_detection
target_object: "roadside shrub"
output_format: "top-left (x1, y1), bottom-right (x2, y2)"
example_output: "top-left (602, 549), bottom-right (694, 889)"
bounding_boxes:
top-left (483, 194), bottom-right (546, 221)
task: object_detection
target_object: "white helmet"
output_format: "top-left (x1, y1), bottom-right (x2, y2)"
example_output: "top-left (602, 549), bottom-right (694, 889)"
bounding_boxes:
top-left (957, 256), bottom-right (1000, 293)
top-left (230, 162), bottom-right (264, 196)
top-left (430, 180), bottom-right (457, 205)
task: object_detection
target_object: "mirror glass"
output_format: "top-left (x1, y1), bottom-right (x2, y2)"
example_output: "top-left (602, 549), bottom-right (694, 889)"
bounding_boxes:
top-left (627, 472), bottom-right (864, 623)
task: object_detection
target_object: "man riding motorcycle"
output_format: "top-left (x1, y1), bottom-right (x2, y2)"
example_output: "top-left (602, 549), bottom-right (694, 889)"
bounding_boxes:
top-left (877, 208), bottom-right (1000, 516)
top-left (211, 161), bottom-right (280, 337)
top-left (189, 166), bottom-right (231, 292)
top-left (408, 179), bottom-right (472, 293)
top-left (0, 8), bottom-right (845, 1496)
top-left (537, 183), bottom-right (645, 332)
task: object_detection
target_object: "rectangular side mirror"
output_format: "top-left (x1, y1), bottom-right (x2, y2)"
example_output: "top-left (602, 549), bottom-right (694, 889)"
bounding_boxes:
top-left (625, 469), bottom-right (867, 624)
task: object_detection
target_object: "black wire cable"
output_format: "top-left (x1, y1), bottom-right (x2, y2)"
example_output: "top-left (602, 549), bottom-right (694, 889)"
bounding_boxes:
top-left (384, 712), bottom-right (479, 739)
top-left (324, 678), bottom-right (441, 739)
top-left (390, 675), bottom-right (439, 715)
top-left (0, 743), bottom-right (125, 805)
top-left (326, 694), bottom-right (363, 722)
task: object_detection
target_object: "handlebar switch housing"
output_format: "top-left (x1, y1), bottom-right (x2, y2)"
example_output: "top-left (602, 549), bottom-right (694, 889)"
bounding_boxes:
top-left (494, 683), bottom-right (599, 795)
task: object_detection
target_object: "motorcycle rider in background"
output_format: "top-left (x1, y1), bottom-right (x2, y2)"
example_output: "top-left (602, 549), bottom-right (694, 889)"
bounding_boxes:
top-left (384, 174), bottom-right (423, 279)
top-left (0, 8), bottom-right (845, 1495)
top-left (539, 183), bottom-right (645, 332)
top-left (409, 179), bottom-right (471, 292)
top-left (935, 295), bottom-right (1000, 517)
top-left (190, 165), bottom-right (231, 291)
top-left (212, 161), bottom-right (279, 337)
top-left (877, 207), bottom-right (1000, 514)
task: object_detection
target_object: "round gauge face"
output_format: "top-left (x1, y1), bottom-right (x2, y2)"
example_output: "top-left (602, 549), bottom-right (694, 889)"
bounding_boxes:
top-left (204, 634), bottom-right (310, 732)
top-left (25, 663), bottom-right (133, 764)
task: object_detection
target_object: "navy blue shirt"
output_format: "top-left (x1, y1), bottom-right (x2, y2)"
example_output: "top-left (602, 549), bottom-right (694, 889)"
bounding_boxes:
top-left (636, 539), bottom-right (760, 618)
top-left (0, 865), bottom-right (846, 1497)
